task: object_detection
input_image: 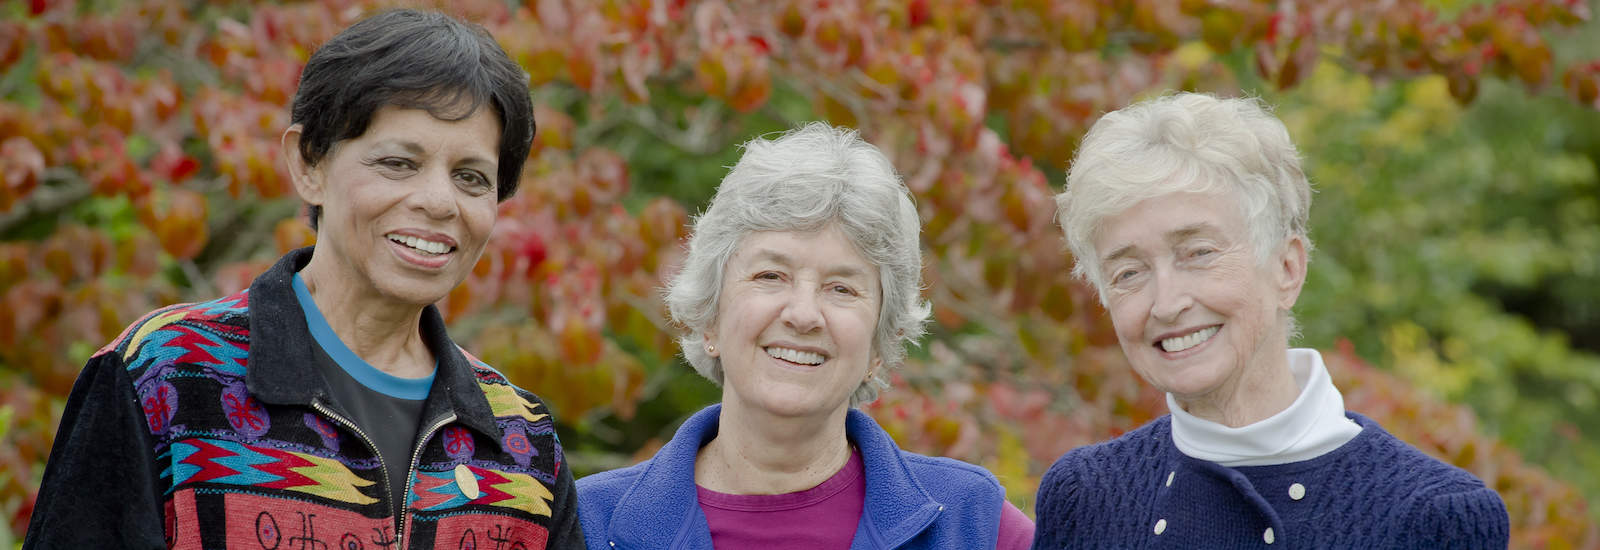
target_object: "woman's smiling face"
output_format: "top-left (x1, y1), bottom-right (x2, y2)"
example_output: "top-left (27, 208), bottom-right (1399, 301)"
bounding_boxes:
top-left (705, 225), bottom-right (882, 420)
top-left (1092, 191), bottom-right (1304, 408)
top-left (292, 104), bottom-right (502, 307)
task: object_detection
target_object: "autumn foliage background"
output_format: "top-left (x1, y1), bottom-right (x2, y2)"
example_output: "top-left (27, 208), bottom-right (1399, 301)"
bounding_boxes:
top-left (3, 0), bottom-right (1600, 547)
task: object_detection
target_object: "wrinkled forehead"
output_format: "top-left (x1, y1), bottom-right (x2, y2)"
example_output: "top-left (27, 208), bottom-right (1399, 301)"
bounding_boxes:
top-left (1090, 187), bottom-right (1252, 249)
top-left (728, 226), bottom-right (878, 275)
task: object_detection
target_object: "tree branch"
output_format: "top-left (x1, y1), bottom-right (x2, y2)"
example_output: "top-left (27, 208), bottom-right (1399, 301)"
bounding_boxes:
top-left (0, 170), bottom-right (95, 240)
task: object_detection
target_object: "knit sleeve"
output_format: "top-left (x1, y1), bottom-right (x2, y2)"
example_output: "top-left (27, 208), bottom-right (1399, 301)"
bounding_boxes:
top-left (1404, 486), bottom-right (1510, 550)
top-left (1029, 457), bottom-right (1084, 550)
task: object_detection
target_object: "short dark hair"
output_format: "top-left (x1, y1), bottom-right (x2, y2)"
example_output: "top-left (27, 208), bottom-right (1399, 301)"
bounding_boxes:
top-left (290, 9), bottom-right (534, 229)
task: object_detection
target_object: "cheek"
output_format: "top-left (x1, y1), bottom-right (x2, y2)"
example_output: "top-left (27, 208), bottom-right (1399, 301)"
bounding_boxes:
top-left (715, 292), bottom-right (764, 338)
top-left (1106, 298), bottom-right (1145, 337)
top-left (467, 198), bottom-right (499, 228)
top-left (822, 306), bottom-right (874, 359)
top-left (455, 204), bottom-right (498, 249)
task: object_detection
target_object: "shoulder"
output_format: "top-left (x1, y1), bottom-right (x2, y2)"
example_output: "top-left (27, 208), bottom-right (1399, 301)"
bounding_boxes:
top-left (457, 348), bottom-right (559, 423)
top-left (106, 290), bottom-right (252, 378)
top-left (1402, 485), bottom-right (1509, 548)
top-left (1350, 414), bottom-right (1495, 494)
top-left (576, 459), bottom-right (650, 508)
top-left (1348, 415), bottom-right (1509, 546)
top-left (574, 458), bottom-right (654, 543)
top-left (849, 410), bottom-right (1004, 500)
top-left (1042, 416), bottom-right (1171, 485)
top-left (1035, 417), bottom-right (1170, 521)
top-left (899, 451), bottom-right (1005, 498)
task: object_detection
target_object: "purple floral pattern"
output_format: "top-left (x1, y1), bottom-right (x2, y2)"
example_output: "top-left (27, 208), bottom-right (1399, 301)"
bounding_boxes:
top-left (220, 383), bottom-right (269, 438)
top-left (443, 426), bottom-right (474, 461)
top-left (502, 425), bottom-right (535, 468)
top-left (303, 413), bottom-right (340, 451)
top-left (140, 381), bottom-right (178, 434)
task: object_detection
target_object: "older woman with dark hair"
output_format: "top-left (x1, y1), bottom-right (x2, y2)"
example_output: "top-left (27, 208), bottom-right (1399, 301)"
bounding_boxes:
top-left (577, 123), bottom-right (1034, 549)
top-left (1033, 92), bottom-right (1509, 548)
top-left (25, 10), bottom-right (581, 549)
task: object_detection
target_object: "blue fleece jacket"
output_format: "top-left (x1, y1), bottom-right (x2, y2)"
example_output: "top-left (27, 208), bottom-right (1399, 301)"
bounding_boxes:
top-left (1032, 413), bottom-right (1509, 549)
top-left (577, 404), bottom-right (1007, 549)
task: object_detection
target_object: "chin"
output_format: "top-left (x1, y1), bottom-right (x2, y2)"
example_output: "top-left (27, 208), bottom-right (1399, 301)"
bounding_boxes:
top-left (376, 276), bottom-right (460, 308)
top-left (1136, 363), bottom-right (1218, 398)
top-left (749, 393), bottom-right (840, 419)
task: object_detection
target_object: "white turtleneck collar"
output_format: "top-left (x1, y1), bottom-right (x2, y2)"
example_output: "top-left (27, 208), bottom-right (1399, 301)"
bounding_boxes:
top-left (1168, 348), bottom-right (1363, 467)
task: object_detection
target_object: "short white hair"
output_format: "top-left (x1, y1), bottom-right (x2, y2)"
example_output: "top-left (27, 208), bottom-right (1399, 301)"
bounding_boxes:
top-left (1057, 92), bottom-right (1313, 297)
top-left (664, 122), bottom-right (931, 407)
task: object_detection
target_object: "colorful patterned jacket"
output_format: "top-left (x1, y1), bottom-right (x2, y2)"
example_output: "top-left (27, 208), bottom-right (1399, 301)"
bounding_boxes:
top-left (24, 248), bottom-right (582, 549)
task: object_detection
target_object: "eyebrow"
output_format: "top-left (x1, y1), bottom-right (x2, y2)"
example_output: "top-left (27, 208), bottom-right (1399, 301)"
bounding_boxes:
top-left (1099, 222), bottom-right (1220, 264)
top-left (747, 248), bottom-right (872, 280)
top-left (370, 139), bottom-right (498, 171)
top-left (1166, 222), bottom-right (1216, 244)
top-left (1101, 244), bottom-right (1137, 265)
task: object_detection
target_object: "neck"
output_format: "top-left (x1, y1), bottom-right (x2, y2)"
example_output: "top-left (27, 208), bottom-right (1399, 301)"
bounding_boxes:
top-left (694, 401), bottom-right (853, 495)
top-left (1174, 340), bottom-right (1299, 428)
top-left (299, 251), bottom-right (433, 378)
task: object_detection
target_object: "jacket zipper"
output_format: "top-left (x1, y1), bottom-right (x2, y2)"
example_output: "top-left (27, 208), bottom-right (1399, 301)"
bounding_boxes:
top-left (399, 412), bottom-right (458, 548)
top-left (311, 399), bottom-right (401, 545)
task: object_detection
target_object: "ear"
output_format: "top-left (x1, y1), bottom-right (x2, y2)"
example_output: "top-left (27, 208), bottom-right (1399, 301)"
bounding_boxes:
top-left (281, 124), bottom-right (325, 206)
top-left (865, 356), bottom-right (883, 383)
top-left (1275, 235), bottom-right (1309, 310)
top-left (702, 331), bottom-right (719, 358)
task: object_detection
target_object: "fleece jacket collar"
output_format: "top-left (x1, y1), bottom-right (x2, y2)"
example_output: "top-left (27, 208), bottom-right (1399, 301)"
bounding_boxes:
top-left (244, 246), bottom-right (502, 440)
top-left (606, 404), bottom-right (945, 549)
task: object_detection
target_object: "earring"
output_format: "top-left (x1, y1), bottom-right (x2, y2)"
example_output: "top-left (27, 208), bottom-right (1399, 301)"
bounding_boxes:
top-left (706, 344), bottom-right (716, 354)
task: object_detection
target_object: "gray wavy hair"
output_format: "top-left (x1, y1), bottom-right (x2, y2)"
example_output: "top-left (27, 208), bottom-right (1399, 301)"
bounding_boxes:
top-left (1056, 91), bottom-right (1305, 292)
top-left (1057, 92), bottom-right (1314, 295)
top-left (664, 122), bottom-right (930, 407)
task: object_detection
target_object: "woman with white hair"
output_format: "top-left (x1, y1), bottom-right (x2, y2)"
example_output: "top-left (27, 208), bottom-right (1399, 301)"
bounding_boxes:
top-left (577, 123), bottom-right (1034, 549)
top-left (1034, 93), bottom-right (1509, 548)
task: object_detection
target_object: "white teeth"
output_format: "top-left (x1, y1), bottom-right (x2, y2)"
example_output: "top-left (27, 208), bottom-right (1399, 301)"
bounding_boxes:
top-left (387, 234), bottom-right (451, 255)
top-left (765, 346), bottom-right (825, 365)
top-left (1161, 326), bottom-right (1218, 353)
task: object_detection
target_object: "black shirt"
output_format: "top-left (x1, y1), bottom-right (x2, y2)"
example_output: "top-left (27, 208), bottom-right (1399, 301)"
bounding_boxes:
top-left (293, 272), bottom-right (431, 511)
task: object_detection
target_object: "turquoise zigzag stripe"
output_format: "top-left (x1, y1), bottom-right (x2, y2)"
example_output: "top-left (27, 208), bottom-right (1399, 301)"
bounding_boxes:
top-left (127, 323), bottom-right (248, 377)
top-left (186, 294), bottom-right (248, 317)
top-left (413, 469), bottom-right (473, 511)
top-left (170, 439), bottom-right (286, 487)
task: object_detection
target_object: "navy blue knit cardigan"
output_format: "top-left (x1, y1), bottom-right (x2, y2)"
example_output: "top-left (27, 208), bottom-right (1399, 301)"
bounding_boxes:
top-left (1031, 413), bottom-right (1508, 549)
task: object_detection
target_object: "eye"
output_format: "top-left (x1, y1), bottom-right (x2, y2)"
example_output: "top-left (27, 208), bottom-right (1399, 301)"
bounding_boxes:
top-left (454, 169), bottom-right (494, 194)
top-left (375, 157), bottom-right (416, 171)
top-left (1190, 247), bottom-right (1216, 258)
top-left (1111, 268), bottom-right (1139, 284)
top-left (754, 271), bottom-right (783, 281)
top-left (829, 283), bottom-right (858, 296)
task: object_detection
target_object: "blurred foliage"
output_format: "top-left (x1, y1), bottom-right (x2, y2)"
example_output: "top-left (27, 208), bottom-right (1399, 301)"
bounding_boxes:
top-left (2, 0), bottom-right (1600, 547)
top-left (1280, 59), bottom-right (1600, 522)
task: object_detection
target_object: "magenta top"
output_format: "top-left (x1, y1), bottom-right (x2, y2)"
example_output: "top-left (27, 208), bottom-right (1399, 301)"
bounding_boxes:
top-left (697, 449), bottom-right (1035, 549)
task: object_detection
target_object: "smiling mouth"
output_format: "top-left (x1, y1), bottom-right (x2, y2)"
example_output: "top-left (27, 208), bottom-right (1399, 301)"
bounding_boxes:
top-left (765, 346), bottom-right (826, 366)
top-left (1159, 326), bottom-right (1219, 353)
top-left (386, 233), bottom-right (455, 256)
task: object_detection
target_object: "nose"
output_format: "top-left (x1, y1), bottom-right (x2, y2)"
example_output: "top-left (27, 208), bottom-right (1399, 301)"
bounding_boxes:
top-left (779, 285), bottom-right (825, 334)
top-left (408, 167), bottom-right (458, 220)
top-left (1149, 267), bottom-right (1193, 324)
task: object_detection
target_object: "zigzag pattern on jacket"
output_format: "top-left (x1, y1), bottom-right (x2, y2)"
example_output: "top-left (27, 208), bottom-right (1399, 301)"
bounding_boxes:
top-left (97, 288), bottom-right (562, 541)
top-left (166, 438), bottom-right (379, 504)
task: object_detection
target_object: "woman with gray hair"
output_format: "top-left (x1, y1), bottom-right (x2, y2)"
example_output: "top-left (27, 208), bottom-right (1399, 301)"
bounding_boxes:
top-left (577, 122), bottom-right (1033, 549)
top-left (1033, 92), bottom-right (1508, 548)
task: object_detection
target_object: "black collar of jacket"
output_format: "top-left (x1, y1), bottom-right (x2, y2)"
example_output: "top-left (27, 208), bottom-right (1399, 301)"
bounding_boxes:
top-left (245, 246), bottom-right (503, 440)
